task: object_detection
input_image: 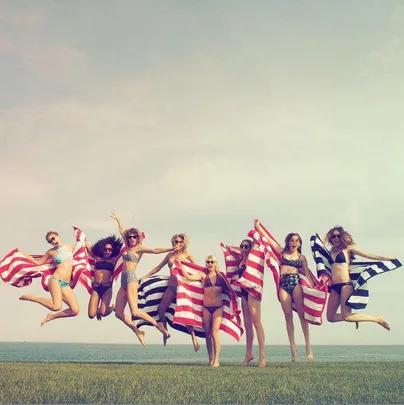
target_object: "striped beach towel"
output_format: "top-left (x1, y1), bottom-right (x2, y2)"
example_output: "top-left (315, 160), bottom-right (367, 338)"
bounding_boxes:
top-left (132, 274), bottom-right (206, 338)
top-left (0, 227), bottom-right (89, 292)
top-left (254, 220), bottom-right (328, 325)
top-left (172, 260), bottom-right (243, 341)
top-left (310, 233), bottom-right (402, 310)
top-left (221, 230), bottom-right (266, 302)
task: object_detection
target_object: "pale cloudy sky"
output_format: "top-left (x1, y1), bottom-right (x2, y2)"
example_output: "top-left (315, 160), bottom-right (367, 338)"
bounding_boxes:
top-left (1, 1), bottom-right (403, 348)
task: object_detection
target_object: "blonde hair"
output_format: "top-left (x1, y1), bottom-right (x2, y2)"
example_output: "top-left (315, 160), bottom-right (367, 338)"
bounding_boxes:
top-left (171, 233), bottom-right (189, 249)
top-left (324, 226), bottom-right (354, 249)
top-left (124, 228), bottom-right (143, 246)
top-left (205, 255), bottom-right (220, 273)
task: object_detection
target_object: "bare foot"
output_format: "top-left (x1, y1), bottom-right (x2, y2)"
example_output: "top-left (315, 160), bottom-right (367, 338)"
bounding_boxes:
top-left (377, 317), bottom-right (391, 331)
top-left (241, 354), bottom-right (254, 366)
top-left (193, 338), bottom-right (200, 352)
top-left (19, 295), bottom-right (34, 301)
top-left (258, 356), bottom-right (267, 368)
top-left (212, 362), bottom-right (220, 368)
top-left (305, 347), bottom-right (314, 361)
top-left (291, 345), bottom-right (298, 363)
top-left (163, 333), bottom-right (171, 346)
top-left (40, 313), bottom-right (53, 327)
top-left (209, 359), bottom-right (214, 366)
top-left (136, 331), bottom-right (146, 347)
top-left (355, 321), bottom-right (359, 330)
top-left (155, 321), bottom-right (169, 337)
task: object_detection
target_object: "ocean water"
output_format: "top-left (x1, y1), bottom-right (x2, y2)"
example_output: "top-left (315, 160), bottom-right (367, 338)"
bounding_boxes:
top-left (0, 342), bottom-right (403, 363)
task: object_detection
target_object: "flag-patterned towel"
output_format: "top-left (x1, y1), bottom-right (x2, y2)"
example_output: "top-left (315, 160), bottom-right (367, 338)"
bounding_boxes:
top-left (0, 227), bottom-right (89, 291)
top-left (310, 233), bottom-right (402, 310)
top-left (132, 274), bottom-right (206, 338)
top-left (221, 230), bottom-right (266, 302)
top-left (172, 260), bottom-right (243, 341)
top-left (254, 220), bottom-right (328, 325)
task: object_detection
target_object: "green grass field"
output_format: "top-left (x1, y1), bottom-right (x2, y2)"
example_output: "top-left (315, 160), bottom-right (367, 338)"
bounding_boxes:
top-left (0, 361), bottom-right (403, 404)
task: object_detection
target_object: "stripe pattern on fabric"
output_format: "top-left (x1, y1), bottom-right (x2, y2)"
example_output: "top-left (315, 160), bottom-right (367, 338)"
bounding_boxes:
top-left (310, 233), bottom-right (402, 310)
top-left (172, 260), bottom-right (243, 341)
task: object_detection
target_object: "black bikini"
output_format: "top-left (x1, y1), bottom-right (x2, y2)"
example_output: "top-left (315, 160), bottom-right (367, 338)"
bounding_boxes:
top-left (92, 261), bottom-right (114, 297)
top-left (329, 250), bottom-right (353, 294)
top-left (203, 274), bottom-right (227, 314)
top-left (237, 263), bottom-right (250, 299)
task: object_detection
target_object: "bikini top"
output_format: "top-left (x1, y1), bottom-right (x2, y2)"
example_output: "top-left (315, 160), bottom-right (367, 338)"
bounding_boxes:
top-left (54, 245), bottom-right (73, 264)
top-left (94, 260), bottom-right (114, 272)
top-left (238, 263), bottom-right (246, 276)
top-left (167, 260), bottom-right (174, 269)
top-left (122, 251), bottom-right (140, 263)
top-left (281, 255), bottom-right (301, 269)
top-left (330, 250), bottom-right (347, 264)
top-left (203, 273), bottom-right (227, 290)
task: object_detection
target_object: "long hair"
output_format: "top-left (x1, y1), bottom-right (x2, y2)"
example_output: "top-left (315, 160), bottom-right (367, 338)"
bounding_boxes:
top-left (92, 235), bottom-right (123, 258)
top-left (324, 226), bottom-right (354, 249)
top-left (282, 233), bottom-right (302, 254)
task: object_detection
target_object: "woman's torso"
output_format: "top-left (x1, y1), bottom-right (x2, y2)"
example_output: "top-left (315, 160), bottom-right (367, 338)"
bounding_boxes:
top-left (203, 272), bottom-right (227, 306)
top-left (330, 248), bottom-right (351, 283)
top-left (167, 251), bottom-right (192, 286)
top-left (93, 259), bottom-right (115, 283)
top-left (122, 249), bottom-right (140, 272)
top-left (51, 245), bottom-right (73, 281)
top-left (280, 253), bottom-right (302, 276)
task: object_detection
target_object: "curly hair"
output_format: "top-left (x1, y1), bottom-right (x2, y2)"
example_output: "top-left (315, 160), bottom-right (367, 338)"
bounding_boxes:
top-left (324, 226), bottom-right (354, 249)
top-left (92, 235), bottom-right (123, 258)
top-left (282, 233), bottom-right (303, 254)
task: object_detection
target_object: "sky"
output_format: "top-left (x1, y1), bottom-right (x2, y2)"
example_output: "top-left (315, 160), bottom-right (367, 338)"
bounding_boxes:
top-left (1, 1), bottom-right (403, 349)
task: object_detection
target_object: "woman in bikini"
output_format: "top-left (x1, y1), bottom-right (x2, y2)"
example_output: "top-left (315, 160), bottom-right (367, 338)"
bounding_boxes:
top-left (228, 238), bottom-right (266, 368)
top-left (85, 235), bottom-right (122, 320)
top-left (181, 255), bottom-right (228, 367)
top-left (140, 233), bottom-right (200, 351)
top-left (111, 213), bottom-right (179, 346)
top-left (18, 231), bottom-right (80, 326)
top-left (265, 232), bottom-right (315, 362)
top-left (325, 226), bottom-right (394, 330)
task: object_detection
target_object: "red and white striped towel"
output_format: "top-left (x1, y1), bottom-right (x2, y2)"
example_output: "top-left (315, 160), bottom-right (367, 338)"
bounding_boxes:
top-left (221, 230), bottom-right (266, 302)
top-left (1, 227), bottom-right (90, 292)
top-left (253, 219), bottom-right (328, 325)
top-left (172, 260), bottom-right (244, 341)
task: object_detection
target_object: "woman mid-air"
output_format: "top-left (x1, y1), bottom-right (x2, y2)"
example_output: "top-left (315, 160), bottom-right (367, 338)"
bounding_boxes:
top-left (325, 226), bottom-right (395, 330)
top-left (111, 213), bottom-right (180, 346)
top-left (85, 235), bottom-right (122, 320)
top-left (19, 231), bottom-right (79, 326)
top-left (141, 233), bottom-right (200, 351)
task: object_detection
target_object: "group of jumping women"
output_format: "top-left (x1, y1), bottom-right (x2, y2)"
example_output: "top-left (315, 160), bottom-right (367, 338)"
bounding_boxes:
top-left (5, 213), bottom-right (400, 368)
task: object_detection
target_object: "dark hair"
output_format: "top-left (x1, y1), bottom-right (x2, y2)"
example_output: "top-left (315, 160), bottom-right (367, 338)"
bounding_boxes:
top-left (45, 231), bottom-right (59, 241)
top-left (240, 239), bottom-right (253, 249)
top-left (92, 235), bottom-right (123, 258)
top-left (282, 233), bottom-right (302, 254)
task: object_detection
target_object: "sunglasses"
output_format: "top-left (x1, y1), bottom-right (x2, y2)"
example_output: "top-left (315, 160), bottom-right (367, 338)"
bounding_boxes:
top-left (127, 235), bottom-right (138, 240)
top-left (205, 260), bottom-right (214, 264)
top-left (174, 240), bottom-right (183, 244)
top-left (104, 248), bottom-right (113, 252)
top-left (47, 236), bottom-right (56, 244)
top-left (240, 244), bottom-right (250, 249)
top-left (331, 234), bottom-right (341, 239)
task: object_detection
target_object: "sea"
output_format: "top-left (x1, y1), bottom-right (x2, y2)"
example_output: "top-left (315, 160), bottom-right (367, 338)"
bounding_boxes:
top-left (0, 342), bottom-right (403, 363)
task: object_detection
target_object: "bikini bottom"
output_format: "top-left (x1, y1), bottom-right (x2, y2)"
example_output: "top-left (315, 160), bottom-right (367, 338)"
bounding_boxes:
top-left (203, 305), bottom-right (223, 315)
top-left (92, 282), bottom-right (112, 298)
top-left (329, 282), bottom-right (353, 295)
